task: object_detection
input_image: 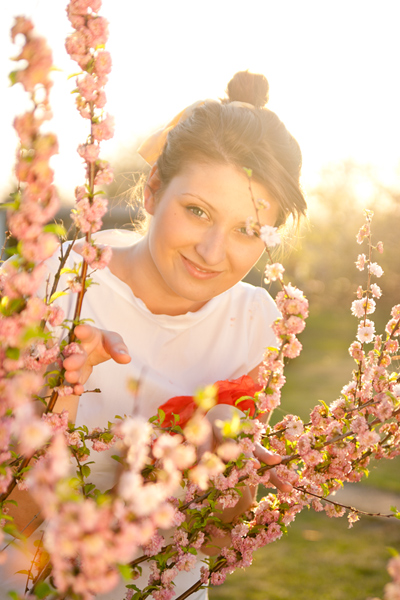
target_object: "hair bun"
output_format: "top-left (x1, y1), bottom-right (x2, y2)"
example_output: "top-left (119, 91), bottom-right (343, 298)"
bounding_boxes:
top-left (226, 70), bottom-right (269, 108)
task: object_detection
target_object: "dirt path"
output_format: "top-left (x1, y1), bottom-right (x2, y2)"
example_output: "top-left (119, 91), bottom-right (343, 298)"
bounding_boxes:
top-left (332, 484), bottom-right (400, 516)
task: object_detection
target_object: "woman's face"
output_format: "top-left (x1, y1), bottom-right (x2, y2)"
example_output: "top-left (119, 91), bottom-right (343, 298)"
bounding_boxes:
top-left (143, 162), bottom-right (279, 314)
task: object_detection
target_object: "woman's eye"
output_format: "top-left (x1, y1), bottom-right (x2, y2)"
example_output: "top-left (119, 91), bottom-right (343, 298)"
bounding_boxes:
top-left (188, 206), bottom-right (207, 219)
top-left (237, 226), bottom-right (260, 237)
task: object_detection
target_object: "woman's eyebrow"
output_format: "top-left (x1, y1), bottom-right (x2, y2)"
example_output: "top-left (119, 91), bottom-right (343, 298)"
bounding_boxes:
top-left (181, 193), bottom-right (215, 211)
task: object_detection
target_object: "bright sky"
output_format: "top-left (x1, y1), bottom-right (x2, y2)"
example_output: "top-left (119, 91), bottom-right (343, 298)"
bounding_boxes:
top-left (1, 0), bottom-right (400, 204)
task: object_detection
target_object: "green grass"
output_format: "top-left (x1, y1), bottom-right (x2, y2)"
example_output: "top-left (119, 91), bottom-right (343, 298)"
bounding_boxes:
top-left (209, 510), bottom-right (398, 600)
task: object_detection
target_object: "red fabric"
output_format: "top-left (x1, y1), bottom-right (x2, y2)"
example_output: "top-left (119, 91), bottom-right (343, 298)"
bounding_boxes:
top-left (158, 375), bottom-right (261, 428)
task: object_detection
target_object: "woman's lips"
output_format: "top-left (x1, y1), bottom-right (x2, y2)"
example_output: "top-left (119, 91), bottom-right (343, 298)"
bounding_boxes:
top-left (180, 255), bottom-right (222, 279)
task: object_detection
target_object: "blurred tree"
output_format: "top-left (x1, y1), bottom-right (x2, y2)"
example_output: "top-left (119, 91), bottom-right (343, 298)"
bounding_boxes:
top-left (254, 161), bottom-right (400, 317)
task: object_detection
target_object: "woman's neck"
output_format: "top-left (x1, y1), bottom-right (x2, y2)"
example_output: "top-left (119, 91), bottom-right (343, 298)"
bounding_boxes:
top-left (108, 239), bottom-right (209, 316)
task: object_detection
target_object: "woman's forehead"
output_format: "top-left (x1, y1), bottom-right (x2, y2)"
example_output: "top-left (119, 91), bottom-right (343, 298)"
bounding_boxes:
top-left (166, 162), bottom-right (278, 221)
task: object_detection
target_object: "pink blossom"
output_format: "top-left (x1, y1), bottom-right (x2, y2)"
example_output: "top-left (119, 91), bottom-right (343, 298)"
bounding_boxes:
top-left (86, 15), bottom-right (109, 46)
top-left (11, 16), bottom-right (34, 41)
top-left (256, 390), bottom-right (281, 412)
top-left (176, 552), bottom-right (197, 572)
top-left (65, 430), bottom-right (83, 447)
top-left (42, 410), bottom-right (69, 434)
top-left (210, 571), bottom-right (227, 585)
top-left (385, 339), bottom-right (399, 354)
top-left (355, 253), bottom-right (366, 270)
top-left (65, 31), bottom-right (91, 69)
top-left (348, 341), bottom-right (364, 361)
top-left (80, 241), bottom-right (97, 264)
top-left (184, 413), bottom-right (212, 446)
top-left (77, 74), bottom-right (100, 102)
top-left (391, 305), bottom-right (400, 320)
top-left (77, 143), bottom-right (100, 163)
top-left (245, 216), bottom-right (257, 236)
top-left (55, 385), bottom-right (74, 396)
top-left (200, 566), bottom-right (210, 584)
top-left (283, 334), bottom-right (303, 358)
top-left (357, 319), bottom-right (375, 344)
top-left (260, 224), bottom-right (280, 247)
top-left (217, 440), bottom-right (242, 462)
top-left (88, 245), bottom-right (112, 270)
top-left (356, 223), bottom-right (370, 244)
top-left (93, 50), bottom-right (112, 77)
top-left (376, 241), bottom-right (384, 253)
top-left (93, 89), bottom-right (107, 109)
top-left (20, 233), bottom-right (59, 262)
top-left (161, 567), bottom-right (178, 586)
top-left (92, 113), bottom-right (115, 141)
top-left (152, 585), bottom-right (175, 600)
top-left (386, 319), bottom-right (400, 337)
top-left (142, 532), bottom-right (164, 556)
top-left (13, 407), bottom-right (51, 454)
top-left (67, 276), bottom-right (83, 293)
top-left (351, 297), bottom-right (376, 318)
top-left (47, 305), bottom-right (65, 327)
top-left (264, 262), bottom-right (285, 283)
top-left (93, 160), bottom-right (113, 185)
top-left (368, 262), bottom-right (384, 278)
top-left (371, 283), bottom-right (382, 298)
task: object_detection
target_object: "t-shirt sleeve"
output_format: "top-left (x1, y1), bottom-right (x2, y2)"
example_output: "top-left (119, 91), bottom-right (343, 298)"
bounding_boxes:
top-left (245, 286), bottom-right (281, 375)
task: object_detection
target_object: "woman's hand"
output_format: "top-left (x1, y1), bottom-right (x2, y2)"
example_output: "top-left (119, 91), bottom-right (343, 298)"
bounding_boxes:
top-left (63, 324), bottom-right (131, 396)
top-left (200, 404), bottom-right (292, 494)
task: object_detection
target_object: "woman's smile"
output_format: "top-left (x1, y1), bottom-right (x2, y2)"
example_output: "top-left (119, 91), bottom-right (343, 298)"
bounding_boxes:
top-left (180, 254), bottom-right (223, 279)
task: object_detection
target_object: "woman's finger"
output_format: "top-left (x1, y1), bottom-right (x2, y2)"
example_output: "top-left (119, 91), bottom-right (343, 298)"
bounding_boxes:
top-left (253, 442), bottom-right (282, 466)
top-left (101, 331), bottom-right (131, 364)
top-left (268, 467), bottom-right (292, 493)
top-left (253, 442), bottom-right (292, 493)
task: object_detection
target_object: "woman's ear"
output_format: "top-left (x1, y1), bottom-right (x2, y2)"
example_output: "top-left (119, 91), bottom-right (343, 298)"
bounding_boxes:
top-left (144, 165), bottom-right (162, 215)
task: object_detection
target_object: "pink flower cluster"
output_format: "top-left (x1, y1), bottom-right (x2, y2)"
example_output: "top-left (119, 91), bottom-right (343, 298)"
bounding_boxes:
top-left (65, 0), bottom-right (113, 275)
top-left (65, 0), bottom-right (114, 182)
top-left (256, 283), bottom-right (308, 415)
top-left (0, 18), bottom-right (64, 501)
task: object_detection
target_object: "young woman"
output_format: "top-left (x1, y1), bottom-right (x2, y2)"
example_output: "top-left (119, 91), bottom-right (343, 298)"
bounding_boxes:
top-left (3, 70), bottom-right (306, 599)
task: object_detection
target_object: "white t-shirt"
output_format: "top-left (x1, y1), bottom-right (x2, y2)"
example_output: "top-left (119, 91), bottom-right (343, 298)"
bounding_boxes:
top-left (1, 230), bottom-right (280, 600)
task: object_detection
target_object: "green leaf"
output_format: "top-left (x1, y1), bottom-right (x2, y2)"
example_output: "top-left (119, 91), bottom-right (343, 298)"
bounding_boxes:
top-left (6, 347), bottom-right (20, 360)
top-left (0, 200), bottom-right (19, 211)
top-left (49, 291), bottom-right (68, 304)
top-left (243, 167), bottom-right (253, 178)
top-left (8, 71), bottom-right (18, 86)
top-left (387, 546), bottom-right (399, 557)
top-left (43, 223), bottom-right (67, 237)
top-left (158, 408), bottom-right (165, 425)
top-left (81, 464), bottom-right (91, 478)
top-left (33, 581), bottom-right (53, 599)
top-left (84, 483), bottom-right (96, 494)
top-left (117, 563), bottom-right (134, 580)
top-left (67, 71), bottom-right (83, 80)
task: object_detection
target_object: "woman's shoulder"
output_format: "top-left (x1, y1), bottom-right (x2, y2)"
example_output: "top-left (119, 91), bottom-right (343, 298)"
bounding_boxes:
top-left (226, 281), bottom-right (278, 311)
top-left (71, 229), bottom-right (141, 254)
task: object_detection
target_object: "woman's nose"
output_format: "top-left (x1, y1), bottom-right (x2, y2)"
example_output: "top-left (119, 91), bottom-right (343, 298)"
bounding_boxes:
top-left (195, 227), bottom-right (226, 266)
